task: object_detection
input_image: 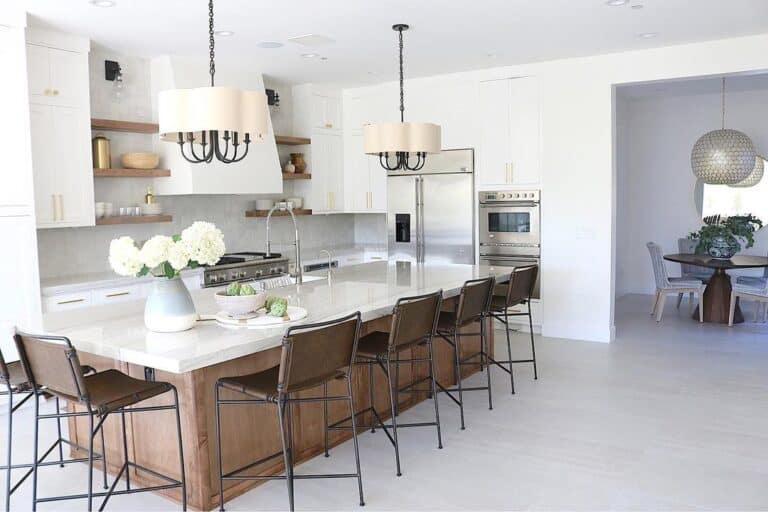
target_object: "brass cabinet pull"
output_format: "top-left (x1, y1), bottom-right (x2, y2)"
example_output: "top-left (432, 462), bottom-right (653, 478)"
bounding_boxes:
top-left (51, 194), bottom-right (57, 221)
top-left (106, 291), bottom-right (130, 298)
top-left (52, 89), bottom-right (60, 96)
top-left (58, 194), bottom-right (64, 221)
top-left (57, 298), bottom-right (85, 305)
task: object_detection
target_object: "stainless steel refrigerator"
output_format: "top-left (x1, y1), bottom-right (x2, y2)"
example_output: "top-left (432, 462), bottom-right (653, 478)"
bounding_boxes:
top-left (387, 148), bottom-right (475, 264)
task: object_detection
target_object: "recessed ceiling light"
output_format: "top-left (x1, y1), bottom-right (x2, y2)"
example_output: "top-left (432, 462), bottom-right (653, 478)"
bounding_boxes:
top-left (256, 41), bottom-right (283, 49)
top-left (89, 0), bottom-right (116, 6)
top-left (631, 3), bottom-right (644, 9)
top-left (214, 30), bottom-right (234, 37)
top-left (638, 32), bottom-right (658, 39)
top-left (288, 34), bottom-right (335, 47)
top-left (605, 0), bottom-right (628, 5)
top-left (301, 53), bottom-right (320, 58)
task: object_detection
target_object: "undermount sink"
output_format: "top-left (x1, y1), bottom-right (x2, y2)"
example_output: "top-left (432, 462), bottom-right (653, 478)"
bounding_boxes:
top-left (247, 273), bottom-right (325, 290)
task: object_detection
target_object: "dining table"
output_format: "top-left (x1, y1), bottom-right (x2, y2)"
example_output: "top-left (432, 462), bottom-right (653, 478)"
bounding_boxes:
top-left (663, 253), bottom-right (768, 324)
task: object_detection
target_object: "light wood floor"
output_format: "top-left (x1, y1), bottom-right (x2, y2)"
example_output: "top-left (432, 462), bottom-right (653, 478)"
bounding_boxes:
top-left (3, 294), bottom-right (768, 510)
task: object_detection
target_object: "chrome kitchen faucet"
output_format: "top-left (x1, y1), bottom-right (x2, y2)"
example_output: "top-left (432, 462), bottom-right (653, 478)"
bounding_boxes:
top-left (265, 204), bottom-right (303, 285)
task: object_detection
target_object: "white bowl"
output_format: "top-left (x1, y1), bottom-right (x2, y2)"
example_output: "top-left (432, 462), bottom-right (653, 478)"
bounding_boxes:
top-left (215, 291), bottom-right (267, 316)
top-left (255, 199), bottom-right (274, 211)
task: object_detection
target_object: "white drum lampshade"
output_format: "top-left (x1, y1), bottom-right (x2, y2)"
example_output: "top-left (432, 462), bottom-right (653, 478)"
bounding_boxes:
top-left (158, 86), bottom-right (268, 143)
top-left (363, 122), bottom-right (441, 155)
top-left (729, 155), bottom-right (765, 188)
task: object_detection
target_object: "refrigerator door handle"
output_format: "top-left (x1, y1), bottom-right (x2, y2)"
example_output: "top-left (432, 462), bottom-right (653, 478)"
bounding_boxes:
top-left (415, 177), bottom-right (421, 263)
top-left (419, 176), bottom-right (426, 263)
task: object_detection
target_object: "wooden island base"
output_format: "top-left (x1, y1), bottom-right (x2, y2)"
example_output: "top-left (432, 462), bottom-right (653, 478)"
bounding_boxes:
top-left (69, 299), bottom-right (493, 511)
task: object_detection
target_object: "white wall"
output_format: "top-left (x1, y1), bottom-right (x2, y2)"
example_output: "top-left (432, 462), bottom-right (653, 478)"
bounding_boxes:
top-left (345, 33), bottom-right (768, 343)
top-left (616, 85), bottom-right (768, 296)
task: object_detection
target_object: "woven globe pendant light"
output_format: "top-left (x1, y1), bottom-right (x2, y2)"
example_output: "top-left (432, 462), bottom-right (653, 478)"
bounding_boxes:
top-left (729, 155), bottom-right (764, 188)
top-left (691, 78), bottom-right (756, 185)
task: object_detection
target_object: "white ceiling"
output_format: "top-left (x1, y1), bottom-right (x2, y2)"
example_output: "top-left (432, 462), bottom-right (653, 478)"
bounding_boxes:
top-left (24, 0), bottom-right (768, 85)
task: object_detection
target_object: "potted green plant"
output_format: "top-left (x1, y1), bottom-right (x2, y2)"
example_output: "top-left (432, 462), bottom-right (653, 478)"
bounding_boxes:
top-left (688, 214), bottom-right (763, 259)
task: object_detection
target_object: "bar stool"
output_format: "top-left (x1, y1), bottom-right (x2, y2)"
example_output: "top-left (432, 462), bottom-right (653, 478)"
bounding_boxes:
top-left (487, 265), bottom-right (539, 394)
top-left (0, 346), bottom-right (108, 512)
top-left (435, 277), bottom-right (495, 430)
top-left (13, 332), bottom-right (187, 511)
top-left (215, 312), bottom-right (364, 512)
top-left (347, 291), bottom-right (443, 477)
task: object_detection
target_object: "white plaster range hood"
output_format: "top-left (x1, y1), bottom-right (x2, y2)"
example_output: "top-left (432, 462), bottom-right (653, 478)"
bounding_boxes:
top-left (150, 56), bottom-right (282, 195)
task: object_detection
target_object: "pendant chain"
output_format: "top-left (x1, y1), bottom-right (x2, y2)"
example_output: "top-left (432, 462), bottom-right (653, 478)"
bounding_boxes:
top-left (398, 27), bottom-right (404, 123)
top-left (721, 77), bottom-right (725, 129)
top-left (209, 0), bottom-right (215, 87)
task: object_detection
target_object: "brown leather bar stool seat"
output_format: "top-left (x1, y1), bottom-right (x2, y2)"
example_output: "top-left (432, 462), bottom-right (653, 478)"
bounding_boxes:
top-left (340, 291), bottom-right (443, 477)
top-left (78, 369), bottom-right (172, 416)
top-left (0, 347), bottom-right (104, 512)
top-left (487, 265), bottom-right (539, 394)
top-left (13, 332), bottom-right (187, 512)
top-left (435, 277), bottom-right (495, 430)
top-left (215, 312), bottom-right (365, 512)
top-left (218, 366), bottom-right (346, 402)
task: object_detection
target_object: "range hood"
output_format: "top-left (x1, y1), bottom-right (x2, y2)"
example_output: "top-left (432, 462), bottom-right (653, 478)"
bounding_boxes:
top-left (149, 56), bottom-right (282, 195)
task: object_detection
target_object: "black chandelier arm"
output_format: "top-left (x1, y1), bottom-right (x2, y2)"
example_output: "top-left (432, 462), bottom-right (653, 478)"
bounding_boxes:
top-left (379, 152), bottom-right (400, 171)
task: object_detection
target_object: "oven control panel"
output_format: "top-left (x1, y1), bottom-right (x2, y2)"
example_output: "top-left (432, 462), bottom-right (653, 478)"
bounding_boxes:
top-left (480, 190), bottom-right (539, 203)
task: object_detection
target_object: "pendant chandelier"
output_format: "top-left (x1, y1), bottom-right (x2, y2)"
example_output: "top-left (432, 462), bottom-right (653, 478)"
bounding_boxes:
top-left (691, 77), bottom-right (756, 184)
top-left (729, 155), bottom-right (764, 188)
top-left (158, 0), bottom-right (268, 164)
top-left (363, 24), bottom-right (440, 171)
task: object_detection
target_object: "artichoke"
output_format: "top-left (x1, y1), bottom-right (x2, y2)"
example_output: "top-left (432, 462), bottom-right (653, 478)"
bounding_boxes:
top-left (239, 283), bottom-right (256, 296)
top-left (226, 282), bottom-right (241, 296)
top-left (265, 296), bottom-right (288, 317)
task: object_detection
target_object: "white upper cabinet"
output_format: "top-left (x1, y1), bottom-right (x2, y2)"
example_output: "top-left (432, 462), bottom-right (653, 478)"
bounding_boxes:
top-left (477, 76), bottom-right (540, 188)
top-left (26, 44), bottom-right (89, 107)
top-left (149, 56), bottom-right (282, 195)
top-left (343, 134), bottom-right (386, 213)
top-left (29, 103), bottom-right (94, 228)
top-left (292, 84), bottom-right (343, 137)
top-left (25, 30), bottom-right (94, 228)
top-left (308, 132), bottom-right (344, 213)
top-left (0, 25), bottom-right (35, 215)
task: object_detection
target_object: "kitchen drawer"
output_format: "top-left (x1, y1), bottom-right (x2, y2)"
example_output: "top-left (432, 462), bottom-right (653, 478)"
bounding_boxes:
top-left (93, 283), bottom-right (146, 305)
top-left (43, 290), bottom-right (93, 312)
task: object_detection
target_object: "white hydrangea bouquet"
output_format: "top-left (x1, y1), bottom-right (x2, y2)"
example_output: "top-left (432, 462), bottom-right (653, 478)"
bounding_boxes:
top-left (109, 221), bottom-right (226, 279)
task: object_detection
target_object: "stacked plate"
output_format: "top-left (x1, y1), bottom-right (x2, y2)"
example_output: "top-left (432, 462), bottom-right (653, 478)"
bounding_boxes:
top-left (141, 203), bottom-right (163, 215)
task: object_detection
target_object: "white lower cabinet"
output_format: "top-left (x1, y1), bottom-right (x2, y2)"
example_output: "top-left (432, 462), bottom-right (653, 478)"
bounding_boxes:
top-left (92, 283), bottom-right (147, 306)
top-left (43, 290), bottom-right (93, 312)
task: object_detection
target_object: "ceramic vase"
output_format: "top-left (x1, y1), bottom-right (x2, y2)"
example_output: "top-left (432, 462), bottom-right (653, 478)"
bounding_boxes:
top-left (144, 277), bottom-right (197, 332)
top-left (707, 236), bottom-right (739, 259)
top-left (290, 153), bottom-right (307, 173)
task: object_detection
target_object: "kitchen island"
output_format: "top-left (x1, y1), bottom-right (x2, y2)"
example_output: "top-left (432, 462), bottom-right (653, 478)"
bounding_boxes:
top-left (43, 262), bottom-right (512, 510)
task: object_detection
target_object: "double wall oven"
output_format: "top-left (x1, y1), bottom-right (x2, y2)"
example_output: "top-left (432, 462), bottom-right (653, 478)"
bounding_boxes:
top-left (478, 190), bottom-right (541, 299)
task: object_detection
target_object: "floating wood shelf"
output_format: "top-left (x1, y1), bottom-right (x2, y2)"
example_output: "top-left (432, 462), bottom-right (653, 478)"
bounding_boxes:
top-left (96, 215), bottom-right (172, 225)
top-left (245, 209), bottom-right (312, 218)
top-left (282, 172), bottom-right (311, 180)
top-left (91, 118), bottom-right (159, 134)
top-left (275, 135), bottom-right (311, 146)
top-left (94, 168), bottom-right (171, 178)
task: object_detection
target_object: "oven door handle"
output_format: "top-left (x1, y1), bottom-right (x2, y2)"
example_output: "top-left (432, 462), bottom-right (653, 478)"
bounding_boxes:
top-left (479, 202), bottom-right (539, 208)
top-left (480, 256), bottom-right (540, 264)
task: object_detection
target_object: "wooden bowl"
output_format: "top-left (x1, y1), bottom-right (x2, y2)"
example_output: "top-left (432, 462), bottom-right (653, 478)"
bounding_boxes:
top-left (120, 152), bottom-right (160, 170)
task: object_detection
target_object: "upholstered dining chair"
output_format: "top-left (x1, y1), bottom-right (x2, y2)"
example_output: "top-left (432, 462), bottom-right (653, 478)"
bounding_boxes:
top-left (729, 279), bottom-right (768, 326)
top-left (678, 238), bottom-right (714, 306)
top-left (647, 242), bottom-right (705, 323)
top-left (735, 252), bottom-right (768, 323)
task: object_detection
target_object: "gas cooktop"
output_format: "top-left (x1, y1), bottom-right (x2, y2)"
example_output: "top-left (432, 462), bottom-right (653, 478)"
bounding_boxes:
top-left (202, 252), bottom-right (288, 287)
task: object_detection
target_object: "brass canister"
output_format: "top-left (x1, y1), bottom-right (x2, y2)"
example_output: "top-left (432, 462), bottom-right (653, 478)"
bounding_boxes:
top-left (92, 135), bottom-right (111, 169)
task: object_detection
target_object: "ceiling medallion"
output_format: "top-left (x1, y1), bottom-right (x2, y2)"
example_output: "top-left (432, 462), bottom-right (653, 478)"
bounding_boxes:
top-left (158, 0), bottom-right (268, 164)
top-left (691, 78), bottom-right (756, 185)
top-left (363, 24), bottom-right (441, 171)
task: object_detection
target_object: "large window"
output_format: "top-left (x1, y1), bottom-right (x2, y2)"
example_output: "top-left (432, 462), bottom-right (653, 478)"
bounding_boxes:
top-left (703, 175), bottom-right (768, 221)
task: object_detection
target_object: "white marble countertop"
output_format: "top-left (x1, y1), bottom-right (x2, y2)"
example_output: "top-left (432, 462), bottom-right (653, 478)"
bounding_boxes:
top-left (40, 268), bottom-right (204, 296)
top-left (42, 262), bottom-right (511, 374)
